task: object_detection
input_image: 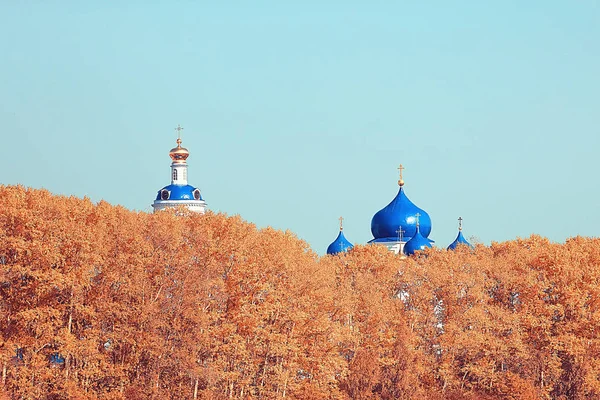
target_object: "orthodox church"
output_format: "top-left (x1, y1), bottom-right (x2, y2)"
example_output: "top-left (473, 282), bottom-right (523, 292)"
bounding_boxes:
top-left (152, 125), bottom-right (206, 214)
top-left (151, 126), bottom-right (471, 256)
top-left (327, 165), bottom-right (473, 256)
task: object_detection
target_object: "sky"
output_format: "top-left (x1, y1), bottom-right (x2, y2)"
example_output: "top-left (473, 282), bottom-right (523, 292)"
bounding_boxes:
top-left (1, 1), bottom-right (599, 254)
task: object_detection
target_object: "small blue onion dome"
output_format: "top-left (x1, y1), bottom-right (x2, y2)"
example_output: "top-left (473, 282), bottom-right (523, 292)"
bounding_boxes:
top-left (447, 217), bottom-right (473, 250)
top-left (155, 184), bottom-right (203, 201)
top-left (403, 224), bottom-right (432, 256)
top-left (49, 353), bottom-right (65, 365)
top-left (327, 217), bottom-right (354, 255)
top-left (447, 231), bottom-right (473, 250)
top-left (370, 172), bottom-right (432, 241)
top-left (327, 231), bottom-right (354, 255)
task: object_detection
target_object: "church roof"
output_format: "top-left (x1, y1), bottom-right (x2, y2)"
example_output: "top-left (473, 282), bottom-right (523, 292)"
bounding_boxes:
top-left (447, 218), bottom-right (473, 250)
top-left (327, 217), bottom-right (354, 255)
top-left (403, 224), bottom-right (432, 255)
top-left (155, 184), bottom-right (203, 201)
top-left (370, 166), bottom-right (432, 241)
top-left (327, 230), bottom-right (354, 255)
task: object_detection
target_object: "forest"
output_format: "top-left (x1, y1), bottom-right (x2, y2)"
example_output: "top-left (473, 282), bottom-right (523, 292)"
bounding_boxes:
top-left (1, 184), bottom-right (600, 399)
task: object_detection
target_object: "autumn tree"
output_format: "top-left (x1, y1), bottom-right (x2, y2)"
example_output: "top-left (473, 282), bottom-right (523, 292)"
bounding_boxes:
top-left (3, 184), bottom-right (600, 399)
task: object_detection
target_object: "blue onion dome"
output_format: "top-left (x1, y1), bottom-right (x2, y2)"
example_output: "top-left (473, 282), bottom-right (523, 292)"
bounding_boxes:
top-left (327, 217), bottom-right (354, 255)
top-left (155, 184), bottom-right (203, 201)
top-left (49, 353), bottom-right (65, 365)
top-left (447, 217), bottom-right (474, 250)
top-left (403, 223), bottom-right (432, 256)
top-left (370, 165), bottom-right (432, 242)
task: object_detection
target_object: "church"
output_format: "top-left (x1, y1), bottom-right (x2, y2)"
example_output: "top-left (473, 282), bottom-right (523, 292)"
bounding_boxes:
top-left (327, 165), bottom-right (474, 256)
top-left (152, 126), bottom-right (472, 256)
top-left (152, 125), bottom-right (207, 214)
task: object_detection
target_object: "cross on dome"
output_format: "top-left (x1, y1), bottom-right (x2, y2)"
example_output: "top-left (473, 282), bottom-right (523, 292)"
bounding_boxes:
top-left (458, 216), bottom-right (463, 231)
top-left (339, 216), bottom-right (344, 231)
top-left (396, 227), bottom-right (404, 242)
top-left (175, 124), bottom-right (184, 138)
top-left (174, 124), bottom-right (184, 146)
top-left (169, 125), bottom-right (190, 164)
top-left (397, 164), bottom-right (405, 187)
top-left (415, 212), bottom-right (421, 227)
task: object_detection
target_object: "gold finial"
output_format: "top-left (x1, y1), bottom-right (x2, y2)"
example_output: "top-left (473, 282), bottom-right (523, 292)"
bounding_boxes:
top-left (169, 124), bottom-right (189, 164)
top-left (415, 212), bottom-right (421, 227)
top-left (458, 216), bottom-right (463, 231)
top-left (398, 164), bottom-right (405, 186)
top-left (339, 216), bottom-right (344, 231)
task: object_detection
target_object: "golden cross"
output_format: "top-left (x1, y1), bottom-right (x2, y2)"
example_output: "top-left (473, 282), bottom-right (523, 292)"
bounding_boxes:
top-left (458, 216), bottom-right (463, 231)
top-left (397, 164), bottom-right (405, 186)
top-left (339, 216), bottom-right (344, 231)
top-left (415, 212), bottom-right (421, 227)
top-left (175, 124), bottom-right (184, 140)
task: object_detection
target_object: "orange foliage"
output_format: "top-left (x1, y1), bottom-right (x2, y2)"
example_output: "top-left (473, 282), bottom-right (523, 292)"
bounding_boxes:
top-left (1, 185), bottom-right (600, 399)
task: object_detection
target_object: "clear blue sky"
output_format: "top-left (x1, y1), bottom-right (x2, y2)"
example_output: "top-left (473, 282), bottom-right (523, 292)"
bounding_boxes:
top-left (1, 1), bottom-right (599, 253)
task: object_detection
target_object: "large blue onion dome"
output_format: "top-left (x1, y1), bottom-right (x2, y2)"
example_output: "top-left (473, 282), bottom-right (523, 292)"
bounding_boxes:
top-left (370, 165), bottom-right (432, 241)
top-left (327, 217), bottom-right (354, 255)
top-left (447, 217), bottom-right (474, 250)
top-left (155, 184), bottom-right (203, 201)
top-left (403, 224), bottom-right (432, 256)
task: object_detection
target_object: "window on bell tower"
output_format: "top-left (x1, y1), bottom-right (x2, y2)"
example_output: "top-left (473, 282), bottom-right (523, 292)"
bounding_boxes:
top-left (172, 169), bottom-right (178, 181)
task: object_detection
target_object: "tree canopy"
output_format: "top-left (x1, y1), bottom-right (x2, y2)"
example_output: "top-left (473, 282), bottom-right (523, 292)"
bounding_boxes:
top-left (1, 185), bottom-right (599, 399)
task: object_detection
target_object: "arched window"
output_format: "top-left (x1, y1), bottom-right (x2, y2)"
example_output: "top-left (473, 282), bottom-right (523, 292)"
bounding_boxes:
top-left (172, 169), bottom-right (178, 181)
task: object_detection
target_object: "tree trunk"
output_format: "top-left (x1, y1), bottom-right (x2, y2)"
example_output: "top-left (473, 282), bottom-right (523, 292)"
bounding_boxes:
top-left (193, 377), bottom-right (199, 400)
top-left (65, 354), bottom-right (70, 379)
top-left (68, 288), bottom-right (74, 334)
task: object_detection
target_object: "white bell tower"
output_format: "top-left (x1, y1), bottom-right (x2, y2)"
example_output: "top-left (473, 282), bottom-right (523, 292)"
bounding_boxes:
top-left (152, 125), bottom-right (207, 214)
